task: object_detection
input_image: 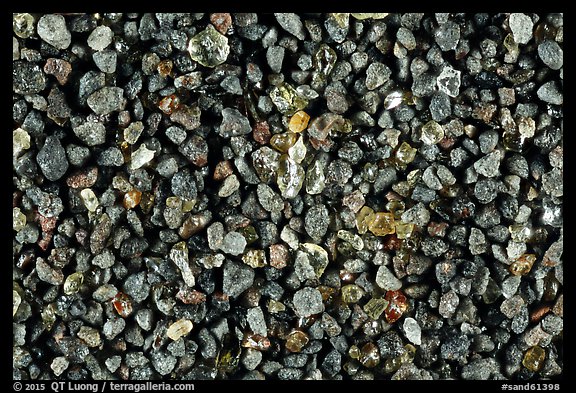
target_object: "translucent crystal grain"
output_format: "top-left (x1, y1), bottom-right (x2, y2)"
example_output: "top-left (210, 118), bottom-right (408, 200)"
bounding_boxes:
top-left (369, 212), bottom-right (396, 237)
top-left (356, 206), bottom-right (375, 234)
top-left (383, 91), bottom-right (404, 110)
top-left (42, 303), bottom-right (56, 330)
top-left (522, 346), bottom-right (546, 372)
top-left (240, 225), bottom-right (259, 245)
top-left (123, 189), bottom-right (142, 210)
top-left (13, 128), bottom-right (31, 157)
top-left (395, 221), bottom-right (415, 239)
top-left (509, 224), bottom-right (532, 242)
top-left (386, 200), bottom-right (406, 219)
top-left (131, 144), bottom-right (155, 170)
top-left (341, 284), bottom-right (365, 304)
top-left (123, 121), bottom-right (144, 145)
top-left (140, 192), bottom-right (155, 214)
top-left (330, 13), bottom-right (350, 28)
top-left (216, 334), bottom-right (241, 373)
top-left (187, 24), bottom-right (230, 68)
top-left (359, 342), bottom-right (381, 368)
top-left (13, 207), bottom-right (26, 232)
top-left (289, 110), bottom-right (310, 133)
top-left (420, 120), bottom-right (445, 145)
top-left (267, 299), bottom-right (286, 313)
top-left (167, 319), bottom-right (193, 341)
top-left (252, 146), bottom-right (281, 184)
top-left (313, 43), bottom-right (337, 77)
top-left (277, 154), bottom-right (304, 199)
top-left (307, 112), bottom-right (341, 140)
top-left (305, 159), bottom-right (326, 195)
top-left (13, 290), bottom-right (21, 317)
top-left (503, 131), bottom-right (527, 153)
top-left (509, 254), bottom-right (536, 276)
top-left (349, 345), bottom-right (361, 359)
top-left (63, 272), bottom-right (84, 295)
top-left (436, 66), bottom-right (462, 97)
top-left (395, 142), bottom-right (417, 164)
top-left (403, 317), bottom-right (422, 345)
top-left (170, 241), bottom-right (195, 287)
top-left (392, 181), bottom-right (411, 197)
top-left (317, 285), bottom-right (337, 303)
top-left (242, 249), bottom-right (267, 268)
top-left (337, 230), bottom-right (364, 250)
top-left (112, 292), bottom-right (133, 318)
top-left (300, 243), bottom-right (329, 278)
top-left (351, 13), bottom-right (389, 20)
top-left (80, 188), bottom-right (99, 212)
top-left (504, 34), bottom-right (519, 58)
top-left (270, 82), bottom-right (308, 116)
top-left (285, 330), bottom-right (309, 353)
top-left (166, 196), bottom-right (182, 209)
top-left (270, 132), bottom-right (298, 153)
top-left (288, 136), bottom-right (306, 164)
top-left (384, 290), bottom-right (408, 323)
top-left (13, 13), bottom-right (35, 38)
top-left (401, 344), bottom-right (417, 363)
top-left (363, 298), bottom-right (389, 320)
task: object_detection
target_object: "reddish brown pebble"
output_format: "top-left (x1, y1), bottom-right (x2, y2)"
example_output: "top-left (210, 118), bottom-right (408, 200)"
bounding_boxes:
top-left (269, 243), bottom-right (289, 269)
top-left (44, 58), bottom-right (72, 85)
top-left (66, 167), bottom-right (98, 189)
top-left (213, 291), bottom-right (230, 302)
top-left (530, 304), bottom-right (552, 323)
top-left (123, 189), bottom-right (142, 210)
top-left (210, 13), bottom-right (232, 35)
top-left (37, 213), bottom-right (57, 234)
top-left (37, 213), bottom-right (57, 251)
top-left (213, 160), bottom-right (234, 181)
top-left (384, 290), bottom-right (408, 323)
top-left (75, 229), bottom-right (88, 246)
top-left (241, 333), bottom-right (270, 351)
top-left (383, 234), bottom-right (402, 251)
top-left (112, 292), bottom-right (133, 318)
top-left (253, 121), bottom-right (271, 145)
top-left (427, 221), bottom-right (449, 237)
top-left (438, 137), bottom-right (456, 150)
top-left (158, 94), bottom-right (180, 115)
top-left (176, 288), bottom-right (207, 305)
top-left (339, 269), bottom-right (356, 283)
